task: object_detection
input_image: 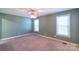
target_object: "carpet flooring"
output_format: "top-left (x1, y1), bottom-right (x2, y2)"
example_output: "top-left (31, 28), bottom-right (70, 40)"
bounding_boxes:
top-left (0, 34), bottom-right (79, 51)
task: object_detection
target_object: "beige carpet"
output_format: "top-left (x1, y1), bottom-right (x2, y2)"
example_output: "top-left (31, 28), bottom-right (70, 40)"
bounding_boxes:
top-left (0, 34), bottom-right (79, 51)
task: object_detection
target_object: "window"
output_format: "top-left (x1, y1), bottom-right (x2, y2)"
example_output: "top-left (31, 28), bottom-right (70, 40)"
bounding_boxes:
top-left (34, 19), bottom-right (39, 32)
top-left (56, 14), bottom-right (70, 37)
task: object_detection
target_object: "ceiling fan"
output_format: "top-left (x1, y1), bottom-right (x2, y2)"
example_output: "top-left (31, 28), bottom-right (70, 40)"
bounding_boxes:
top-left (15, 8), bottom-right (44, 19)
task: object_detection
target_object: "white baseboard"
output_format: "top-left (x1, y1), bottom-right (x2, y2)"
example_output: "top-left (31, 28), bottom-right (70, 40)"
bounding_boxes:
top-left (0, 33), bottom-right (33, 41)
top-left (36, 33), bottom-right (79, 47)
top-left (0, 33), bottom-right (79, 47)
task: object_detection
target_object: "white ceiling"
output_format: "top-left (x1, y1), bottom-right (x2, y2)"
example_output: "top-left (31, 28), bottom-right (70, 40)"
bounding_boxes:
top-left (0, 8), bottom-right (74, 17)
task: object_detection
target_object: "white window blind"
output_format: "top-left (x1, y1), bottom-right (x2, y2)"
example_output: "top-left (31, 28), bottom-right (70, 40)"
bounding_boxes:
top-left (34, 19), bottom-right (39, 32)
top-left (56, 14), bottom-right (70, 37)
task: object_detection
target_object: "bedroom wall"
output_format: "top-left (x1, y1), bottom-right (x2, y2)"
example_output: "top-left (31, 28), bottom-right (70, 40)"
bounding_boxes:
top-left (0, 13), bottom-right (32, 39)
top-left (0, 14), bottom-right (2, 39)
top-left (39, 9), bottom-right (79, 44)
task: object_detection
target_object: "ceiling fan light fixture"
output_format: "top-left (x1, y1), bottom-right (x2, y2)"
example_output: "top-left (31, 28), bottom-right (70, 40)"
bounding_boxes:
top-left (31, 15), bottom-right (37, 19)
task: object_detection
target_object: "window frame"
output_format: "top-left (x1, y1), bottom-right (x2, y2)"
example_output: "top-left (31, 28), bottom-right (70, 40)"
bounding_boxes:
top-left (56, 14), bottom-right (70, 38)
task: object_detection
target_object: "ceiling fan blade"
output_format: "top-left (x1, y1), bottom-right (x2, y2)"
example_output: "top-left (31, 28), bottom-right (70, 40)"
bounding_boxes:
top-left (15, 8), bottom-right (44, 17)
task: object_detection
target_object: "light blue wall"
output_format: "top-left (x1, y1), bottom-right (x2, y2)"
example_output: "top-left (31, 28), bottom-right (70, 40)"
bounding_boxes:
top-left (0, 13), bottom-right (32, 38)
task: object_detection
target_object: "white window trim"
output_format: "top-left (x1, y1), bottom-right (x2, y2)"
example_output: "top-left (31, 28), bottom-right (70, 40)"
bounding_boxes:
top-left (56, 14), bottom-right (70, 38)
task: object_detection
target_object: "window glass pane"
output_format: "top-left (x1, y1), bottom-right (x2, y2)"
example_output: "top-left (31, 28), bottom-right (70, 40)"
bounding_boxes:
top-left (34, 19), bottom-right (39, 32)
top-left (57, 15), bottom-right (70, 26)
